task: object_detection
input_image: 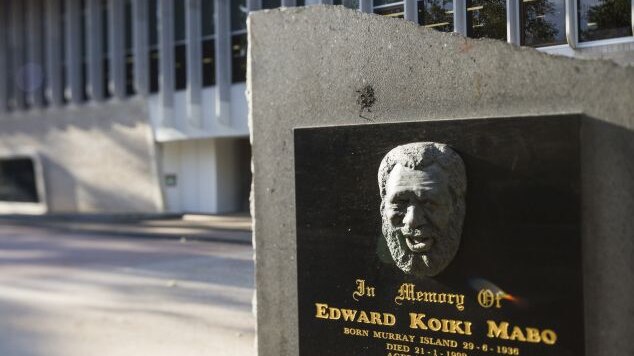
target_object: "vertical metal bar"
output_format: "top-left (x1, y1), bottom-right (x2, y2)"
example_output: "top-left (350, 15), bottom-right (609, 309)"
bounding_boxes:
top-left (87, 0), bottom-right (104, 101)
top-left (187, 0), bottom-right (203, 128)
top-left (27, 0), bottom-right (45, 108)
top-left (0, 2), bottom-right (9, 113)
top-left (506, 0), bottom-right (520, 45)
top-left (565, 0), bottom-right (578, 48)
top-left (454, 0), bottom-right (467, 35)
top-left (46, 0), bottom-right (64, 106)
top-left (110, 0), bottom-right (126, 99)
top-left (66, 0), bottom-right (83, 104)
top-left (404, 0), bottom-right (418, 23)
top-left (360, 0), bottom-right (373, 13)
top-left (320, 0), bottom-right (334, 4)
top-left (630, 0), bottom-right (633, 39)
top-left (133, 0), bottom-right (149, 96)
top-left (11, 0), bottom-right (26, 110)
top-left (214, 0), bottom-right (231, 126)
top-left (160, 0), bottom-right (175, 127)
top-left (282, 0), bottom-right (297, 6)
top-left (247, 0), bottom-right (262, 11)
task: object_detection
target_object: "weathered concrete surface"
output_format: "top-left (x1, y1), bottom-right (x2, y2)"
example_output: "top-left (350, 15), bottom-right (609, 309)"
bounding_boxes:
top-left (0, 98), bottom-right (163, 213)
top-left (248, 6), bottom-right (633, 355)
top-left (0, 224), bottom-right (255, 356)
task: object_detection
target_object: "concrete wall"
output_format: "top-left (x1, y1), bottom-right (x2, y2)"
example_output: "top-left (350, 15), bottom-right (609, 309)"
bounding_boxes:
top-left (162, 137), bottom-right (250, 214)
top-left (0, 98), bottom-right (163, 213)
top-left (249, 6), bottom-right (633, 356)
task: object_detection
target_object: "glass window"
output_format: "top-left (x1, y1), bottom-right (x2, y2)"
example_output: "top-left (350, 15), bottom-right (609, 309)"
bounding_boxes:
top-left (263, 0), bottom-right (281, 9)
top-left (333, 0), bottom-right (360, 8)
top-left (466, 0), bottom-right (507, 40)
top-left (174, 0), bottom-right (186, 42)
top-left (202, 0), bottom-right (215, 37)
top-left (149, 0), bottom-right (159, 46)
top-left (125, 0), bottom-right (135, 95)
top-left (202, 39), bottom-right (216, 87)
top-left (0, 158), bottom-right (39, 203)
top-left (374, 2), bottom-right (405, 19)
top-left (149, 0), bottom-right (159, 93)
top-left (81, 0), bottom-right (89, 100)
top-left (521, 0), bottom-right (566, 47)
top-left (231, 0), bottom-right (248, 32)
top-left (578, 0), bottom-right (632, 42)
top-left (232, 34), bottom-right (247, 83)
top-left (418, 0), bottom-right (454, 32)
top-left (231, 0), bottom-right (247, 83)
top-left (149, 49), bottom-right (159, 93)
top-left (175, 44), bottom-right (187, 90)
top-left (101, 0), bottom-right (111, 98)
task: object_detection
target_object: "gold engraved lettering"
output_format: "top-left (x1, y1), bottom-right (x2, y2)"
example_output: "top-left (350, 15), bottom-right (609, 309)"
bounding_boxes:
top-left (409, 313), bottom-right (472, 335)
top-left (395, 283), bottom-right (465, 311)
top-left (313, 303), bottom-right (396, 326)
top-left (315, 303), bottom-right (329, 318)
top-left (352, 279), bottom-right (376, 301)
top-left (478, 289), bottom-right (505, 309)
top-left (486, 320), bottom-right (558, 345)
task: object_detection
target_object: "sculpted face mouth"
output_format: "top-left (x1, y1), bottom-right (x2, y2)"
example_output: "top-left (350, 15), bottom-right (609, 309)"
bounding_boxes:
top-left (404, 235), bottom-right (434, 253)
top-left (401, 227), bottom-right (436, 253)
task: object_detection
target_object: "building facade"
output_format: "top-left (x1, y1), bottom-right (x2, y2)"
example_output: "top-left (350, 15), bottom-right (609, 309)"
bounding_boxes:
top-left (0, 0), bottom-right (632, 214)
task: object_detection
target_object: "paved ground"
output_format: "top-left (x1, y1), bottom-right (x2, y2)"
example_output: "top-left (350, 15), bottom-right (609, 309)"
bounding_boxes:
top-left (0, 217), bottom-right (255, 356)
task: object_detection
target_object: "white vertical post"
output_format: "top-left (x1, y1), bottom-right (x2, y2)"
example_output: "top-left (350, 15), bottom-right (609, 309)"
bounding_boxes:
top-left (187, 0), bottom-right (203, 128)
top-left (160, 0), bottom-right (175, 127)
top-left (564, 0), bottom-right (577, 48)
top-left (360, 0), bottom-right (373, 13)
top-left (282, 0), bottom-right (297, 6)
top-left (506, 0), bottom-right (520, 45)
top-left (133, 0), bottom-right (149, 96)
top-left (110, 0), bottom-right (126, 99)
top-left (27, 0), bottom-right (45, 108)
top-left (404, 0), bottom-right (418, 23)
top-left (88, 0), bottom-right (104, 101)
top-left (0, 2), bottom-right (8, 113)
top-left (11, 0), bottom-right (26, 110)
top-left (46, 0), bottom-right (64, 106)
top-left (454, 0), bottom-right (467, 35)
top-left (214, 0), bottom-right (231, 126)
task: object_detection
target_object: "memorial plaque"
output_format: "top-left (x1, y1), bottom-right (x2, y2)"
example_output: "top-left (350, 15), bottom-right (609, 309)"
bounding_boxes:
top-left (295, 116), bottom-right (584, 356)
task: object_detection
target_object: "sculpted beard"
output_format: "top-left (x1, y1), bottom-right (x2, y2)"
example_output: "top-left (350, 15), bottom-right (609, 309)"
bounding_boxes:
top-left (381, 214), bottom-right (460, 277)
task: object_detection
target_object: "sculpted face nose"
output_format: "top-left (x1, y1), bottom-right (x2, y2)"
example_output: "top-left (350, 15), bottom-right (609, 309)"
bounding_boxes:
top-left (403, 204), bottom-right (424, 229)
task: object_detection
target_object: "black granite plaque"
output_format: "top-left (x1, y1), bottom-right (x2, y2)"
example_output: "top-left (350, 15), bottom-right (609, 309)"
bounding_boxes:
top-left (295, 116), bottom-right (584, 356)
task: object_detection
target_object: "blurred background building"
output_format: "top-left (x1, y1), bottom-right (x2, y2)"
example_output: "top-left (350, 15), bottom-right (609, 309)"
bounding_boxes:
top-left (0, 0), bottom-right (632, 215)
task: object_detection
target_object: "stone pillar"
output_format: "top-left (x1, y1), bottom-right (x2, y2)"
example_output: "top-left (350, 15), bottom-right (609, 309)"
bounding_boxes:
top-left (404, 0), bottom-right (418, 23)
top-left (187, 0), bottom-right (203, 128)
top-left (133, 0), bottom-right (149, 96)
top-left (65, 0), bottom-right (83, 104)
top-left (0, 2), bottom-right (8, 113)
top-left (360, 0), bottom-right (372, 13)
top-left (27, 0), bottom-right (45, 108)
top-left (46, 0), bottom-right (65, 106)
top-left (87, 0), bottom-right (104, 101)
top-left (159, 0), bottom-right (175, 127)
top-left (110, 0), bottom-right (126, 99)
top-left (214, 0), bottom-right (231, 126)
top-left (506, 0), bottom-right (520, 45)
top-left (454, 0), bottom-right (467, 35)
top-left (11, 0), bottom-right (26, 110)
